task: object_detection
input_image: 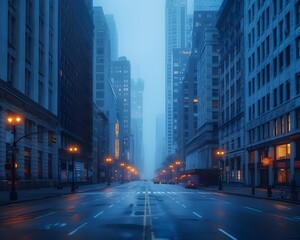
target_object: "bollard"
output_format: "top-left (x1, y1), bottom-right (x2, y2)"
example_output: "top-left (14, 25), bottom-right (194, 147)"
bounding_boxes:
top-left (219, 182), bottom-right (223, 191)
top-left (251, 186), bottom-right (255, 195)
top-left (267, 185), bottom-right (272, 197)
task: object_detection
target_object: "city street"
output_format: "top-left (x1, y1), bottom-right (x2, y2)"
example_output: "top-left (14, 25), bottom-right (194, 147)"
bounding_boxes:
top-left (0, 181), bottom-right (299, 240)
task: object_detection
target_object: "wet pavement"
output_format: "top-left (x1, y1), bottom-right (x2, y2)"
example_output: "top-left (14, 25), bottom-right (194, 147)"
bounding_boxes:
top-left (0, 181), bottom-right (299, 205)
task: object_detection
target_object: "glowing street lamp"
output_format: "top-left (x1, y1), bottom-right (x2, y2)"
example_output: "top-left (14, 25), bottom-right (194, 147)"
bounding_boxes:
top-left (175, 161), bottom-right (181, 184)
top-left (105, 156), bottom-right (113, 186)
top-left (120, 162), bottom-right (125, 183)
top-left (216, 150), bottom-right (225, 191)
top-left (169, 165), bottom-right (174, 180)
top-left (68, 145), bottom-right (79, 192)
top-left (6, 114), bottom-right (22, 201)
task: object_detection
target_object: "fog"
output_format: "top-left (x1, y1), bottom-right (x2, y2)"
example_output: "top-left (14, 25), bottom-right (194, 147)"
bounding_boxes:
top-left (93, 0), bottom-right (166, 178)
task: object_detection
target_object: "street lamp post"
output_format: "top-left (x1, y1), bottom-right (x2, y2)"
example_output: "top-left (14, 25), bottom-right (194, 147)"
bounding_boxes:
top-left (169, 165), bottom-right (174, 181)
top-left (120, 162), bottom-right (125, 183)
top-left (175, 161), bottom-right (181, 184)
top-left (105, 157), bottom-right (112, 186)
top-left (217, 150), bottom-right (224, 191)
top-left (6, 114), bottom-right (22, 201)
top-left (68, 145), bottom-right (79, 192)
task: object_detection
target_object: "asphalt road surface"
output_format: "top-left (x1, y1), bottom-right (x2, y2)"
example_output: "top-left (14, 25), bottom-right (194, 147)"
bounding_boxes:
top-left (0, 181), bottom-right (299, 240)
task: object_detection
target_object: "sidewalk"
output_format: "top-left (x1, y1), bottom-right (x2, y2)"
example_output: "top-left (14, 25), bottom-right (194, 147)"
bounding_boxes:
top-left (201, 183), bottom-right (300, 204)
top-left (0, 182), bottom-right (120, 206)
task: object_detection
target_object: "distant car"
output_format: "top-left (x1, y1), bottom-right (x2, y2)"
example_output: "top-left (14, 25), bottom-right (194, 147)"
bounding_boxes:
top-left (153, 179), bottom-right (160, 184)
top-left (168, 180), bottom-right (175, 184)
top-left (161, 180), bottom-right (168, 184)
top-left (185, 181), bottom-right (197, 189)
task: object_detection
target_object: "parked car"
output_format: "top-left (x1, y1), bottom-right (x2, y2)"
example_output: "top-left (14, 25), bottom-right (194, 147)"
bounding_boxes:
top-left (168, 180), bottom-right (175, 184)
top-left (153, 178), bottom-right (160, 184)
top-left (185, 181), bottom-right (197, 189)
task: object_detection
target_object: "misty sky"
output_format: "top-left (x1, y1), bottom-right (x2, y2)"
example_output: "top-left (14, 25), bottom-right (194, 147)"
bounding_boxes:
top-left (93, 0), bottom-right (166, 178)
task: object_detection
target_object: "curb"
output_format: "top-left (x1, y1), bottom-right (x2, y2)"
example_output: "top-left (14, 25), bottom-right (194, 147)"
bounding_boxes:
top-left (0, 183), bottom-right (121, 206)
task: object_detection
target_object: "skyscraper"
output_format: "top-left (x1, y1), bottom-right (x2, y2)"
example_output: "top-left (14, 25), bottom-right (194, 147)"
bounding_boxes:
top-left (131, 78), bottom-right (144, 173)
top-left (105, 14), bottom-right (118, 61)
top-left (111, 57), bottom-right (131, 163)
top-left (165, 0), bottom-right (188, 155)
top-left (58, 0), bottom-right (94, 183)
top-left (217, 0), bottom-right (245, 184)
top-left (93, 7), bottom-right (118, 160)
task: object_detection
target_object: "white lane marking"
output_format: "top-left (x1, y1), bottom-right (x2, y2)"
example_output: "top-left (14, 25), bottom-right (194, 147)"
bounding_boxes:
top-left (176, 201), bottom-right (180, 204)
top-left (108, 204), bottom-right (114, 208)
top-left (245, 206), bottom-right (262, 213)
top-left (218, 228), bottom-right (238, 240)
top-left (93, 211), bottom-right (104, 218)
top-left (35, 211), bottom-right (55, 219)
top-left (284, 216), bottom-right (295, 221)
top-left (193, 212), bottom-right (202, 218)
top-left (181, 204), bottom-right (187, 208)
top-left (116, 200), bottom-right (120, 203)
top-left (68, 222), bottom-right (88, 236)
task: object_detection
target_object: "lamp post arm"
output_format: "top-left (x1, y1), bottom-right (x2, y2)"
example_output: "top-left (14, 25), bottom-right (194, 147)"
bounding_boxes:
top-left (14, 130), bottom-right (52, 144)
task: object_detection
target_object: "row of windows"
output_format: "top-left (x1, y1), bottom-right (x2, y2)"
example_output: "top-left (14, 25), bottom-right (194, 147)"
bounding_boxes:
top-left (248, 80), bottom-right (291, 121)
top-left (248, 113), bottom-right (291, 144)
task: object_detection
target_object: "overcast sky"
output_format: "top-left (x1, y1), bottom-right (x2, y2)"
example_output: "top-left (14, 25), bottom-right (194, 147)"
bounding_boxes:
top-left (93, 0), bottom-right (166, 178)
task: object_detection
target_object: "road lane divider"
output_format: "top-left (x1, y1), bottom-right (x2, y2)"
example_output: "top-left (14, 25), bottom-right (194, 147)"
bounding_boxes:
top-left (181, 204), bottom-right (187, 208)
top-left (193, 212), bottom-right (202, 218)
top-left (218, 228), bottom-right (238, 240)
top-left (143, 183), bottom-right (156, 240)
top-left (68, 222), bottom-right (88, 236)
top-left (108, 204), bottom-right (114, 208)
top-left (244, 206), bottom-right (262, 213)
top-left (35, 211), bottom-right (55, 219)
top-left (93, 211), bottom-right (104, 218)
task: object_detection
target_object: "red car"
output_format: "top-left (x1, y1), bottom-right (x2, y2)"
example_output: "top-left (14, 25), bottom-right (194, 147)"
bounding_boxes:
top-left (185, 181), bottom-right (197, 189)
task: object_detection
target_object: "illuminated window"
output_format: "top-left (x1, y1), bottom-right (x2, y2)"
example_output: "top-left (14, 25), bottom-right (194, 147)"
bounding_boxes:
top-left (276, 143), bottom-right (290, 160)
top-left (287, 114), bottom-right (291, 132)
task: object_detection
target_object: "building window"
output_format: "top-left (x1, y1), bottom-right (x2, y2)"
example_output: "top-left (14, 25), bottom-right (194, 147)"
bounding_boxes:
top-left (48, 153), bottom-right (53, 179)
top-left (296, 1), bottom-right (300, 25)
top-left (273, 28), bottom-right (277, 48)
top-left (273, 57), bottom-right (277, 77)
top-left (296, 109), bottom-right (300, 128)
top-left (24, 148), bottom-right (31, 180)
top-left (38, 151), bottom-right (43, 179)
top-left (279, 51), bottom-right (284, 71)
top-left (296, 36), bottom-right (300, 59)
top-left (287, 113), bottom-right (291, 132)
top-left (279, 20), bottom-right (283, 42)
top-left (279, 84), bottom-right (284, 104)
top-left (276, 143), bottom-right (290, 159)
top-left (267, 93), bottom-right (270, 111)
top-left (285, 45), bottom-right (290, 67)
top-left (274, 119), bottom-right (278, 136)
top-left (296, 72), bottom-right (300, 95)
top-left (266, 64), bottom-right (270, 82)
top-left (265, 122), bottom-right (270, 138)
top-left (286, 80), bottom-right (290, 100)
top-left (273, 88), bottom-right (278, 107)
top-left (281, 116), bottom-right (285, 134)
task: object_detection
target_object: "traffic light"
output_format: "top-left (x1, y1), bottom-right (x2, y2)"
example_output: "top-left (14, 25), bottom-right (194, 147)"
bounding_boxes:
top-left (48, 131), bottom-right (57, 144)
